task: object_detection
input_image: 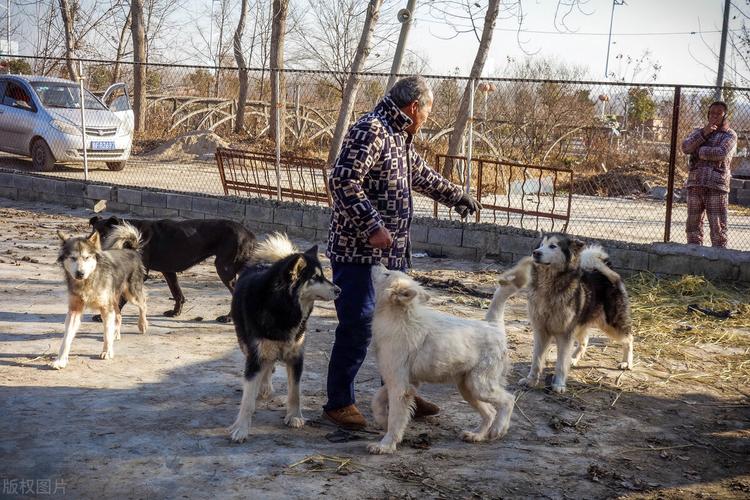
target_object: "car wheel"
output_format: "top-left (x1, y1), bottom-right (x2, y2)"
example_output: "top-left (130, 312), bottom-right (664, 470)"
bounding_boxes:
top-left (31, 139), bottom-right (55, 172)
top-left (106, 161), bottom-right (126, 171)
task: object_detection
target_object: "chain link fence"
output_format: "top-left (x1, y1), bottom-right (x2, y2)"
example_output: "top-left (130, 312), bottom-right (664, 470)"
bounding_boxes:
top-left (1, 55), bottom-right (749, 250)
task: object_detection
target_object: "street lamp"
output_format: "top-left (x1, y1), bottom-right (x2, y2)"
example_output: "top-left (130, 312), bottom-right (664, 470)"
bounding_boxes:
top-left (604, 0), bottom-right (626, 79)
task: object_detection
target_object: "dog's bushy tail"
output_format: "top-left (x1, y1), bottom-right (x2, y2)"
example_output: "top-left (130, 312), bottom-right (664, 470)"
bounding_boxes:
top-left (103, 222), bottom-right (142, 251)
top-left (580, 245), bottom-right (621, 284)
top-left (485, 257), bottom-right (531, 324)
top-left (252, 232), bottom-right (298, 263)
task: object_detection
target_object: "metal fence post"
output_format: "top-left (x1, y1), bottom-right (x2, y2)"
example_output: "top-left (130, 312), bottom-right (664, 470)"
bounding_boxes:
top-left (274, 69), bottom-right (281, 201)
top-left (664, 85), bottom-right (681, 243)
top-left (466, 78), bottom-right (475, 192)
top-left (78, 60), bottom-right (89, 182)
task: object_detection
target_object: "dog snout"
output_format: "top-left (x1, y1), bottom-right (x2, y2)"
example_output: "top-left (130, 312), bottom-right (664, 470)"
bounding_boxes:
top-left (532, 250), bottom-right (542, 259)
top-left (75, 271), bottom-right (85, 279)
top-left (333, 285), bottom-right (342, 298)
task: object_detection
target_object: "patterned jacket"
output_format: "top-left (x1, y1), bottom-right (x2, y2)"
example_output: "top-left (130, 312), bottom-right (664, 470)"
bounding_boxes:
top-left (326, 96), bottom-right (464, 268)
top-left (681, 126), bottom-right (737, 193)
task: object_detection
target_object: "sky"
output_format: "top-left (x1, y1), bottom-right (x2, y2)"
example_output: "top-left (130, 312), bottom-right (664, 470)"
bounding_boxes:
top-left (406, 0), bottom-right (733, 86)
top-left (6, 0), bottom-right (742, 87)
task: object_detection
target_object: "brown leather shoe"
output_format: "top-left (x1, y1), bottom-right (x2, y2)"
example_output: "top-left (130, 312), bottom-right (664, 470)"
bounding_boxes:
top-left (412, 395), bottom-right (440, 418)
top-left (323, 404), bottom-right (367, 430)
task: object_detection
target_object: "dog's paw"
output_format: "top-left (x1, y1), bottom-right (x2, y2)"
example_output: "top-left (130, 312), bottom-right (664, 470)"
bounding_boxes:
top-left (618, 361), bottom-right (632, 370)
top-left (215, 314), bottom-right (232, 324)
top-left (551, 382), bottom-right (567, 394)
top-left (228, 420), bottom-right (251, 443)
top-left (461, 430), bottom-right (487, 443)
top-left (115, 331), bottom-right (121, 341)
top-left (50, 358), bottom-right (67, 370)
top-left (163, 309), bottom-right (179, 318)
top-left (92, 314), bottom-right (103, 323)
top-left (367, 441), bottom-right (396, 455)
top-left (99, 350), bottom-right (114, 360)
top-left (257, 383), bottom-right (273, 401)
top-left (284, 415), bottom-right (305, 428)
top-left (518, 376), bottom-right (538, 388)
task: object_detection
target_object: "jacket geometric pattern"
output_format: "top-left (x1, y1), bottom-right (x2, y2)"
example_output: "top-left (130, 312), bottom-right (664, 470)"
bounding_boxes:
top-left (681, 127), bottom-right (737, 193)
top-left (326, 96), bottom-right (464, 269)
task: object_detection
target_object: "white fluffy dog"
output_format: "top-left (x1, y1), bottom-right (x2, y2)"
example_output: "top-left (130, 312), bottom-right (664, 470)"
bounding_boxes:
top-left (367, 266), bottom-right (517, 454)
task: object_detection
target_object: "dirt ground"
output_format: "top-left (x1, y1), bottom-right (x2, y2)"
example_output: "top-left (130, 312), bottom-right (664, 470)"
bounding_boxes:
top-left (0, 198), bottom-right (748, 500)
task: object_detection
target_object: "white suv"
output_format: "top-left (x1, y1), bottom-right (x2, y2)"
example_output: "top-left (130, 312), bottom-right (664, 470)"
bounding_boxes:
top-left (0, 75), bottom-right (133, 171)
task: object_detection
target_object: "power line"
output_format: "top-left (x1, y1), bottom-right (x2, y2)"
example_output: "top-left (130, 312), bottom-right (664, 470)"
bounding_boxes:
top-left (415, 17), bottom-right (736, 37)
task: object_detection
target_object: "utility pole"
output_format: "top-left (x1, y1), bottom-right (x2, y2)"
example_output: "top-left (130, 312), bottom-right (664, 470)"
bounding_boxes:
top-left (715, 0), bottom-right (731, 100)
top-left (386, 0), bottom-right (417, 90)
top-left (604, 0), bottom-right (626, 79)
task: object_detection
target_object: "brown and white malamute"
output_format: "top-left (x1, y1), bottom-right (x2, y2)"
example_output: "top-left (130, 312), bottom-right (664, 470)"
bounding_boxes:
top-left (52, 223), bottom-right (148, 369)
top-left (500, 233), bottom-right (633, 393)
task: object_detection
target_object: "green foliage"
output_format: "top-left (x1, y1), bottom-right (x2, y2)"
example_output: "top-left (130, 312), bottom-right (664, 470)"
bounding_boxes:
top-left (2, 58), bottom-right (32, 75)
top-left (627, 87), bottom-right (656, 125)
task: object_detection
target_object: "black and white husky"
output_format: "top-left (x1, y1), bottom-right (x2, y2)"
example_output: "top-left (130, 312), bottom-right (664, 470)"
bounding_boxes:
top-left (52, 224), bottom-right (148, 369)
top-left (500, 233), bottom-right (634, 394)
top-left (228, 233), bottom-right (340, 442)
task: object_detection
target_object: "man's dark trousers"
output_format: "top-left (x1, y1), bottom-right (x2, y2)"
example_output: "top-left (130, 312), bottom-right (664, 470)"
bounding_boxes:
top-left (324, 261), bottom-right (377, 411)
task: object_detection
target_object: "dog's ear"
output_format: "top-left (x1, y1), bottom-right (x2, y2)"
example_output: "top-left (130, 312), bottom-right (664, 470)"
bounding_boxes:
top-left (107, 216), bottom-right (123, 226)
top-left (388, 279), bottom-right (418, 306)
top-left (570, 238), bottom-right (585, 253)
top-left (304, 245), bottom-right (318, 258)
top-left (88, 215), bottom-right (102, 226)
top-left (287, 255), bottom-right (307, 281)
top-left (418, 289), bottom-right (431, 303)
top-left (88, 230), bottom-right (102, 249)
top-left (56, 230), bottom-right (68, 243)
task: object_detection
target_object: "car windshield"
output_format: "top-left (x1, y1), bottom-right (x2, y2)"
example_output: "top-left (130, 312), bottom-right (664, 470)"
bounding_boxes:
top-left (30, 82), bottom-right (107, 110)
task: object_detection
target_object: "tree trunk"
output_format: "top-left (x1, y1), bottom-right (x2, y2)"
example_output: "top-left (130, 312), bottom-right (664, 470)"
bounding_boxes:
top-left (444, 0), bottom-right (499, 177)
top-left (58, 0), bottom-right (79, 80)
top-left (131, 0), bottom-right (147, 133)
top-left (233, 0), bottom-right (249, 133)
top-left (326, 0), bottom-right (383, 167)
top-left (268, 0), bottom-right (288, 146)
top-left (113, 10), bottom-right (132, 84)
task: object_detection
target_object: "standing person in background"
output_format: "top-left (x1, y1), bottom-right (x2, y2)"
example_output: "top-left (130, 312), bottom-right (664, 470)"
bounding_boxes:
top-left (681, 101), bottom-right (737, 248)
top-left (323, 75), bottom-right (482, 429)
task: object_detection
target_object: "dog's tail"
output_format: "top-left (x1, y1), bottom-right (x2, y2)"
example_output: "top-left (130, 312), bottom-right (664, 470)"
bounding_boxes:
top-left (580, 245), bottom-right (621, 284)
top-left (252, 232), bottom-right (298, 263)
top-left (485, 257), bottom-right (531, 324)
top-left (103, 222), bottom-right (142, 251)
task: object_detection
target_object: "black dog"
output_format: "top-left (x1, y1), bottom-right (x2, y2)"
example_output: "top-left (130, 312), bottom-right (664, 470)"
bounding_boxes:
top-left (89, 215), bottom-right (255, 322)
top-left (228, 233), bottom-right (339, 442)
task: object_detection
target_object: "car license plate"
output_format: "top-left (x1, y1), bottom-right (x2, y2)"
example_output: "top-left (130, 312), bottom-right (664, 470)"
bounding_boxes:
top-left (91, 141), bottom-right (115, 151)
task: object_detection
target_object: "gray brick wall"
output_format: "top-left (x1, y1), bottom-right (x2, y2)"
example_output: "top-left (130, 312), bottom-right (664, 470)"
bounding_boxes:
top-left (1, 169), bottom-right (749, 283)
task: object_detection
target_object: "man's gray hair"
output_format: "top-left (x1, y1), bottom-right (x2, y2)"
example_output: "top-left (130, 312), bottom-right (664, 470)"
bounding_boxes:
top-left (388, 75), bottom-right (432, 108)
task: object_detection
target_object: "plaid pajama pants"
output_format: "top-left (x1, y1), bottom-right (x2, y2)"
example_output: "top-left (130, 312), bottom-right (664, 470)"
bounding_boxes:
top-left (686, 186), bottom-right (728, 247)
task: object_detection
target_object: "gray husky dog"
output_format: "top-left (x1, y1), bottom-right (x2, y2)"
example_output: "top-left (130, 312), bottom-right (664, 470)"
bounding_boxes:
top-left (500, 233), bottom-right (634, 394)
top-left (52, 223), bottom-right (148, 369)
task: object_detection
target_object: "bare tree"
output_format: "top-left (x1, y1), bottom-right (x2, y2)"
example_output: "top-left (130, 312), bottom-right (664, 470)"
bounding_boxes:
top-left (233, 0), bottom-right (251, 132)
top-left (444, 0), bottom-right (499, 172)
top-left (131, 0), bottom-right (146, 133)
top-left (58, 0), bottom-right (80, 80)
top-left (269, 0), bottom-right (289, 145)
top-left (326, 0), bottom-right (383, 165)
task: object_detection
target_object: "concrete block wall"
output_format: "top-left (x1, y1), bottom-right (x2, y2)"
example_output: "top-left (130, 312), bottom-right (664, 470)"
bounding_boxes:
top-left (1, 168), bottom-right (749, 283)
top-left (729, 177), bottom-right (750, 206)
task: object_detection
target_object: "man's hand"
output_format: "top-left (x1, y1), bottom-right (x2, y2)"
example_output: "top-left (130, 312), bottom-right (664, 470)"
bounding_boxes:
top-left (702, 123), bottom-right (718, 137)
top-left (368, 226), bottom-right (393, 249)
top-left (453, 192), bottom-right (482, 219)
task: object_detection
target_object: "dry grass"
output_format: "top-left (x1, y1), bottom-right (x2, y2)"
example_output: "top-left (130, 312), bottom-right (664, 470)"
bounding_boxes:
top-left (626, 273), bottom-right (750, 391)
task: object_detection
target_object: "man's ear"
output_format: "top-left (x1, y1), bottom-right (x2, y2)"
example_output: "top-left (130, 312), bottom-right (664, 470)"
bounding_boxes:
top-left (88, 215), bottom-right (102, 226)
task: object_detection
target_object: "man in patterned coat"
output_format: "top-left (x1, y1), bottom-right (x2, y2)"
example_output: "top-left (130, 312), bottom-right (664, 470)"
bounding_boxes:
top-left (323, 75), bottom-right (482, 429)
top-left (681, 100), bottom-right (737, 247)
